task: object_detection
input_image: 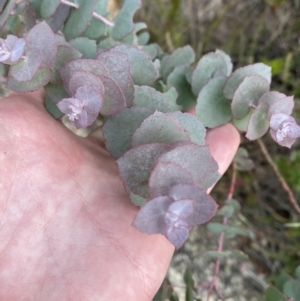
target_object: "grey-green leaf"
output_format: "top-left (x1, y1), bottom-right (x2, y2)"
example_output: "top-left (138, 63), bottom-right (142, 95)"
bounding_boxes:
top-left (40, 0), bottom-right (60, 18)
top-left (246, 102), bottom-right (269, 140)
top-left (231, 75), bottom-right (270, 120)
top-left (196, 77), bottom-right (232, 128)
top-left (45, 96), bottom-right (63, 119)
top-left (191, 51), bottom-right (228, 96)
top-left (112, 44), bottom-right (158, 85)
top-left (63, 0), bottom-right (96, 40)
top-left (283, 279), bottom-right (300, 300)
top-left (162, 46), bottom-right (195, 81)
top-left (103, 107), bottom-right (154, 159)
top-left (111, 0), bottom-right (142, 41)
top-left (167, 66), bottom-right (197, 111)
top-left (69, 37), bottom-right (97, 59)
top-left (223, 63), bottom-right (271, 99)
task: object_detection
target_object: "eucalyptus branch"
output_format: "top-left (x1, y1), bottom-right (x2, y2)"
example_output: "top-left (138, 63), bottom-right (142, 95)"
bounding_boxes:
top-left (206, 164), bottom-right (237, 301)
top-left (60, 0), bottom-right (115, 27)
top-left (257, 138), bottom-right (300, 216)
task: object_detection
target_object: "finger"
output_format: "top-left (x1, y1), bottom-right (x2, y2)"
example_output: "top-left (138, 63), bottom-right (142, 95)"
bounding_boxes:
top-left (9, 89), bottom-right (45, 106)
top-left (205, 123), bottom-right (240, 194)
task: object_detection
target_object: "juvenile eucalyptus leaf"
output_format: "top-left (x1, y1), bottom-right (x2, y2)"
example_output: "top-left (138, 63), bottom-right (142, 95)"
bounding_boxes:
top-left (133, 196), bottom-right (174, 234)
top-left (83, 0), bottom-right (109, 39)
top-left (112, 44), bottom-right (158, 86)
top-left (63, 0), bottom-right (96, 40)
top-left (97, 49), bottom-right (134, 106)
top-left (232, 110), bottom-right (253, 132)
top-left (111, 0), bottom-right (142, 41)
top-left (231, 75), bottom-right (270, 120)
top-left (69, 37), bottom-right (97, 59)
top-left (51, 45), bottom-right (82, 84)
top-left (167, 111), bottom-right (206, 145)
top-left (45, 96), bottom-right (63, 119)
top-left (149, 161), bottom-right (195, 197)
top-left (275, 273), bottom-right (293, 291)
top-left (196, 77), bottom-right (232, 128)
top-left (223, 63), bottom-right (271, 99)
top-left (138, 31), bottom-right (150, 46)
top-left (133, 85), bottom-right (172, 112)
top-left (129, 192), bottom-right (147, 207)
top-left (60, 59), bottom-right (107, 92)
top-left (47, 4), bottom-right (70, 33)
top-left (26, 22), bottom-right (57, 68)
top-left (68, 70), bottom-right (104, 95)
top-left (44, 84), bottom-right (70, 104)
top-left (234, 148), bottom-right (255, 171)
top-left (158, 143), bottom-right (220, 190)
top-left (167, 66), bottom-right (197, 111)
top-left (215, 49), bottom-right (233, 75)
top-left (162, 46), bottom-right (195, 81)
top-left (10, 48), bottom-right (41, 81)
top-left (40, 0), bottom-right (60, 18)
top-left (264, 287), bottom-right (287, 301)
top-left (296, 265), bottom-right (300, 279)
top-left (168, 184), bottom-right (218, 226)
top-left (283, 279), bottom-right (300, 300)
top-left (7, 67), bottom-right (51, 92)
top-left (103, 107), bottom-right (154, 159)
top-left (163, 87), bottom-right (181, 111)
top-left (131, 111), bottom-right (190, 148)
top-left (98, 37), bottom-right (119, 50)
top-left (98, 75), bottom-right (126, 116)
top-left (143, 44), bottom-right (160, 60)
top-left (191, 51), bottom-right (228, 96)
top-left (117, 143), bottom-right (171, 198)
top-left (246, 102), bottom-right (269, 140)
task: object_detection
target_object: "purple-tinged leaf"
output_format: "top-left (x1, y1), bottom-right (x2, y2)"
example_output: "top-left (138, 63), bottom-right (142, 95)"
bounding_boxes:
top-left (131, 111), bottom-right (190, 148)
top-left (0, 39), bottom-right (10, 62)
top-left (97, 49), bottom-right (134, 106)
top-left (111, 0), bottom-right (142, 41)
top-left (63, 0), bottom-right (96, 40)
top-left (112, 44), bottom-right (158, 86)
top-left (57, 97), bottom-right (88, 128)
top-left (8, 36), bottom-right (26, 63)
top-left (57, 86), bottom-right (103, 129)
top-left (166, 221), bottom-right (189, 249)
top-left (7, 67), bottom-right (51, 92)
top-left (26, 22), bottom-right (57, 68)
top-left (133, 85), bottom-right (172, 112)
top-left (68, 70), bottom-right (104, 95)
top-left (191, 51), bottom-right (228, 96)
top-left (167, 199), bottom-right (194, 219)
top-left (246, 102), bottom-right (269, 140)
top-left (231, 75), bottom-right (270, 120)
top-left (47, 4), bottom-right (70, 33)
top-left (149, 161), bottom-right (195, 198)
top-left (98, 75), bottom-right (126, 116)
top-left (258, 92), bottom-right (294, 119)
top-left (161, 46), bottom-right (195, 81)
top-left (40, 0), bottom-right (60, 18)
top-left (51, 45), bottom-right (82, 84)
top-left (75, 85), bottom-right (103, 114)
top-left (223, 63), bottom-right (271, 99)
top-left (196, 77), bottom-right (232, 128)
top-left (10, 48), bottom-right (41, 81)
top-left (158, 143), bottom-right (220, 190)
top-left (132, 196), bottom-right (174, 234)
top-left (169, 184), bottom-right (218, 226)
top-left (269, 113), bottom-right (300, 148)
top-left (103, 107), bottom-right (154, 159)
top-left (167, 111), bottom-right (206, 145)
top-left (117, 143), bottom-right (171, 198)
top-left (60, 59), bottom-right (107, 91)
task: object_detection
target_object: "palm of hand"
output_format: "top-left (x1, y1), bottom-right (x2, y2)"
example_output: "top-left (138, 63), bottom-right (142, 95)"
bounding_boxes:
top-left (0, 92), bottom-right (239, 301)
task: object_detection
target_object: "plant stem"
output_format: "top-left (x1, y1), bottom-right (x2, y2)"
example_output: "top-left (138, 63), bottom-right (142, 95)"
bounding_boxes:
top-left (61, 0), bottom-right (115, 27)
top-left (206, 164), bottom-right (237, 301)
top-left (257, 138), bottom-right (300, 216)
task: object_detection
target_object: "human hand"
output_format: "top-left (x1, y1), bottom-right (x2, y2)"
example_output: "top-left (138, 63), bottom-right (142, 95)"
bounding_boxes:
top-left (0, 92), bottom-right (239, 301)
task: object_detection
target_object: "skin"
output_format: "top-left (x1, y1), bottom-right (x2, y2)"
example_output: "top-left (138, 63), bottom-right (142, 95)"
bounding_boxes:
top-left (0, 91), bottom-right (240, 301)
